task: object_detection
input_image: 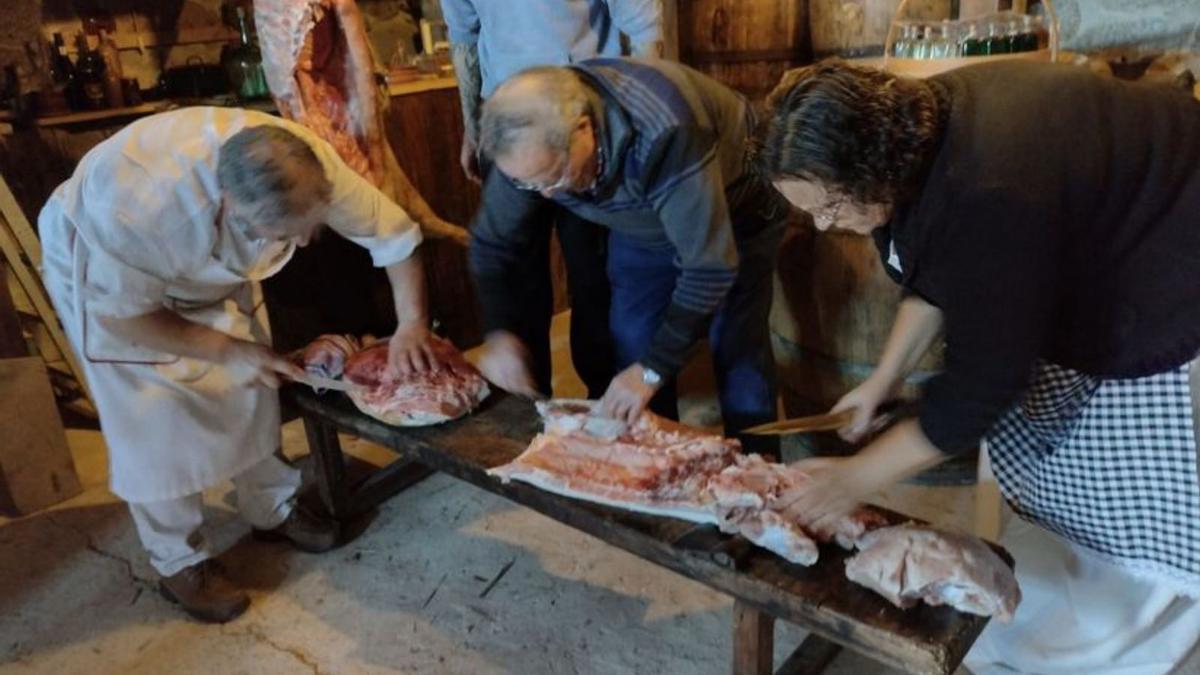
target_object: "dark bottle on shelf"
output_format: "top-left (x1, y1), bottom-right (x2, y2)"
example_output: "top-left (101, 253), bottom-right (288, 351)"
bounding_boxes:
top-left (961, 22), bottom-right (987, 56)
top-left (982, 17), bottom-right (1010, 55)
top-left (73, 32), bottom-right (108, 110)
top-left (1015, 15), bottom-right (1040, 52)
top-left (51, 33), bottom-right (81, 109)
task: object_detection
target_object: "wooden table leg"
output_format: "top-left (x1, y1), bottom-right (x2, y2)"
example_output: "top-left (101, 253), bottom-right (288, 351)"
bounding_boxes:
top-left (303, 416), bottom-right (350, 518)
top-left (733, 600), bottom-right (775, 675)
top-left (776, 634), bottom-right (842, 675)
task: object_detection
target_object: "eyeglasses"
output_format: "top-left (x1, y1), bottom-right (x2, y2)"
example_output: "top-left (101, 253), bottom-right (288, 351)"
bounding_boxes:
top-left (810, 192), bottom-right (847, 228)
top-left (511, 155), bottom-right (573, 193)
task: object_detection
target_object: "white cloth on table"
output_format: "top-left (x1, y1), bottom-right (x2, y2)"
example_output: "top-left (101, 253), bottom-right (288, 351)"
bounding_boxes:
top-left (128, 452), bottom-right (301, 577)
top-left (38, 106), bottom-right (422, 502)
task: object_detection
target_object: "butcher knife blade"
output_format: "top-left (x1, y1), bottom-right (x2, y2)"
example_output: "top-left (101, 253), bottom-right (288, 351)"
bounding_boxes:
top-left (742, 401), bottom-right (905, 437)
top-left (293, 373), bottom-right (361, 393)
top-left (741, 410), bottom-right (856, 436)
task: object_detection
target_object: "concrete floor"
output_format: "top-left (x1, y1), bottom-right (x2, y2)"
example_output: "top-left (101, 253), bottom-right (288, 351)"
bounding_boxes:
top-left (2, 313), bottom-right (1192, 675)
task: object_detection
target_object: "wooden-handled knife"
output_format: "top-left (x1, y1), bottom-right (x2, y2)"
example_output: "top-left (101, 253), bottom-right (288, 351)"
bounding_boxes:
top-left (742, 401), bottom-right (906, 437)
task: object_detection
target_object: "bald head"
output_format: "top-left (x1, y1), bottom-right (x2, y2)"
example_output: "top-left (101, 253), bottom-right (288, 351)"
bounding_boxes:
top-left (479, 67), bottom-right (592, 161)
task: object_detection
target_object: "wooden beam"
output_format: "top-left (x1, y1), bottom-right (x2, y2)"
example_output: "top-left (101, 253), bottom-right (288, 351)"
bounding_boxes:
top-left (733, 600), bottom-right (775, 675)
top-left (0, 171), bottom-right (42, 266)
top-left (0, 212), bottom-right (91, 404)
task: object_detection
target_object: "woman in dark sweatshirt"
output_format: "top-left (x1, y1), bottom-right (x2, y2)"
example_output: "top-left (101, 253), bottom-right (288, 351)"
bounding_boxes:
top-left (760, 59), bottom-right (1200, 673)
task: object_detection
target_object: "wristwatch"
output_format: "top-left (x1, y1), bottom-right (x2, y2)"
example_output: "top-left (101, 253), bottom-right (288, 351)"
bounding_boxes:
top-left (640, 364), bottom-right (663, 387)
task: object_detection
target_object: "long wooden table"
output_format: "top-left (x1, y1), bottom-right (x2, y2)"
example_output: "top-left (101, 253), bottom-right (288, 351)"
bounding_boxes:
top-left (283, 386), bottom-right (998, 675)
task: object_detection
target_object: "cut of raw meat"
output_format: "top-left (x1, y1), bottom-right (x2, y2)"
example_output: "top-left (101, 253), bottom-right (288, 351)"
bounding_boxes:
top-left (494, 400), bottom-right (740, 522)
top-left (342, 336), bottom-right (489, 426)
top-left (489, 400), bottom-right (883, 565)
top-left (845, 524), bottom-right (1021, 621)
top-left (255, 0), bottom-right (467, 244)
top-left (299, 333), bottom-right (360, 378)
top-left (297, 333), bottom-right (489, 426)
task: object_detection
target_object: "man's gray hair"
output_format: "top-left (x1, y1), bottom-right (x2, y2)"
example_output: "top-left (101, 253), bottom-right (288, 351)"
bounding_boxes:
top-left (479, 66), bottom-right (592, 160)
top-left (217, 125), bottom-right (332, 221)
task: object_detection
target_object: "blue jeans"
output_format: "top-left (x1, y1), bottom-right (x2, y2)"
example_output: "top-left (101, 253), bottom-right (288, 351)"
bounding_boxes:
top-left (606, 228), bottom-right (782, 455)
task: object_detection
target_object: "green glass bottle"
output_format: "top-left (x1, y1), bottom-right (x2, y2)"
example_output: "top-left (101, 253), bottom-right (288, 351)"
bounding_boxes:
top-left (226, 6), bottom-right (270, 101)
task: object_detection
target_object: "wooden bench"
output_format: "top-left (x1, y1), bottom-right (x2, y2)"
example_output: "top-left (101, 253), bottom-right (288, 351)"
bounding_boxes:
top-left (283, 386), bottom-right (998, 675)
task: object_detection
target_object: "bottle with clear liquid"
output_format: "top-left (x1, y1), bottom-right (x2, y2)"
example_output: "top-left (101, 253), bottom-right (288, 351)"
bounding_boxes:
top-left (892, 23), bottom-right (914, 58)
top-left (911, 24), bottom-right (933, 59)
top-left (928, 20), bottom-right (959, 58)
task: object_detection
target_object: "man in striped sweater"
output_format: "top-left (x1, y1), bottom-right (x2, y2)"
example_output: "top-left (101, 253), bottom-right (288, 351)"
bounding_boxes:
top-left (469, 58), bottom-right (792, 448)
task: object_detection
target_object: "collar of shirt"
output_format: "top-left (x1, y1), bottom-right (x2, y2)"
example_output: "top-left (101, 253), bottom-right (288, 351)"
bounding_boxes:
top-left (569, 67), bottom-right (632, 198)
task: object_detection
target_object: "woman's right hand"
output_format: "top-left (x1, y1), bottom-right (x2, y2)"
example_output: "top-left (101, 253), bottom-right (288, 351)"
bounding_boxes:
top-left (831, 375), bottom-right (897, 443)
top-left (223, 339), bottom-right (305, 389)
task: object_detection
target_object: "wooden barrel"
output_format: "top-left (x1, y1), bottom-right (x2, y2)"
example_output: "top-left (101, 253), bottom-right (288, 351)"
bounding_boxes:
top-left (771, 224), bottom-right (977, 485)
top-left (808, 0), bottom-right (950, 58)
top-left (677, 0), bottom-right (812, 99)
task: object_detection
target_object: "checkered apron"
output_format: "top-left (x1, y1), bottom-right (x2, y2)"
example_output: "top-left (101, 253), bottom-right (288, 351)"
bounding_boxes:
top-left (986, 361), bottom-right (1200, 594)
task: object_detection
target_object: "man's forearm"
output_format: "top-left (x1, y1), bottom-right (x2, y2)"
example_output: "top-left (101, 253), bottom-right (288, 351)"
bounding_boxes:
top-left (385, 252), bottom-right (430, 328)
top-left (874, 295), bottom-right (944, 386)
top-left (450, 42), bottom-right (483, 144)
top-left (98, 310), bottom-right (236, 362)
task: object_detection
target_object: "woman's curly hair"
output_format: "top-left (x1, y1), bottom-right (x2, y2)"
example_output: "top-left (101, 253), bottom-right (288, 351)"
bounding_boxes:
top-left (756, 59), bottom-right (943, 204)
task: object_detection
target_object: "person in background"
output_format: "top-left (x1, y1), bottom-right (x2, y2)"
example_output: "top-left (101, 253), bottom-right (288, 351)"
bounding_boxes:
top-left (760, 59), bottom-right (1200, 674)
top-left (470, 59), bottom-right (792, 456)
top-left (39, 107), bottom-right (445, 623)
top-left (441, 0), bottom-right (662, 398)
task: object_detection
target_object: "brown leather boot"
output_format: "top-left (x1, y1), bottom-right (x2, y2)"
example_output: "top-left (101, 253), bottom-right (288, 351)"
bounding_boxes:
top-left (253, 503), bottom-right (340, 553)
top-left (159, 560), bottom-right (249, 623)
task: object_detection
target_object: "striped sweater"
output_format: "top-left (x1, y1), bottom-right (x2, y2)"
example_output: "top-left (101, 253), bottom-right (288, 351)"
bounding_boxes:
top-left (470, 58), bottom-right (788, 377)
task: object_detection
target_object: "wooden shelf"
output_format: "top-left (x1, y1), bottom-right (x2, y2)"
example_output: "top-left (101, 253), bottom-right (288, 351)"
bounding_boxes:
top-left (34, 102), bottom-right (170, 128)
top-left (387, 75), bottom-right (457, 97)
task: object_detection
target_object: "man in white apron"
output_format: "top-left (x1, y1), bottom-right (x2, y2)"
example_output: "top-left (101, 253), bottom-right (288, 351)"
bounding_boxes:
top-left (39, 107), bottom-right (440, 623)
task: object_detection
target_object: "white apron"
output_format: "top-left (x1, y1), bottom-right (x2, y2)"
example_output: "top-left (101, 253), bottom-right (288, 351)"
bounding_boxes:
top-left (37, 107), bottom-right (423, 503)
top-left (40, 197), bottom-right (295, 502)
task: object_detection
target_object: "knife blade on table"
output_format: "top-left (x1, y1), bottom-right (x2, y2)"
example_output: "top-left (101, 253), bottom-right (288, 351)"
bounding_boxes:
top-left (741, 409), bottom-right (856, 436)
top-left (293, 373), bottom-right (362, 393)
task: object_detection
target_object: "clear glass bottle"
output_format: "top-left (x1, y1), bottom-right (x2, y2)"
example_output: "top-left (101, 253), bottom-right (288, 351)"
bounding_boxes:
top-left (929, 20), bottom-right (958, 58)
top-left (892, 22), bottom-right (914, 58)
top-left (911, 24), bottom-right (933, 59)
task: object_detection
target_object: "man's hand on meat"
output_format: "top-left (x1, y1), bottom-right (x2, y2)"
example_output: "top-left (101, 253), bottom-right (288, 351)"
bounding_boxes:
top-left (476, 330), bottom-right (542, 398)
top-left (596, 363), bottom-right (661, 424)
top-left (386, 321), bottom-right (442, 376)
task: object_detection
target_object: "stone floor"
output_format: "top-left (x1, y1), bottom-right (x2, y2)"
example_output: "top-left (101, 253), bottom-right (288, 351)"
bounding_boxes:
top-left (1, 313), bottom-right (1194, 675)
